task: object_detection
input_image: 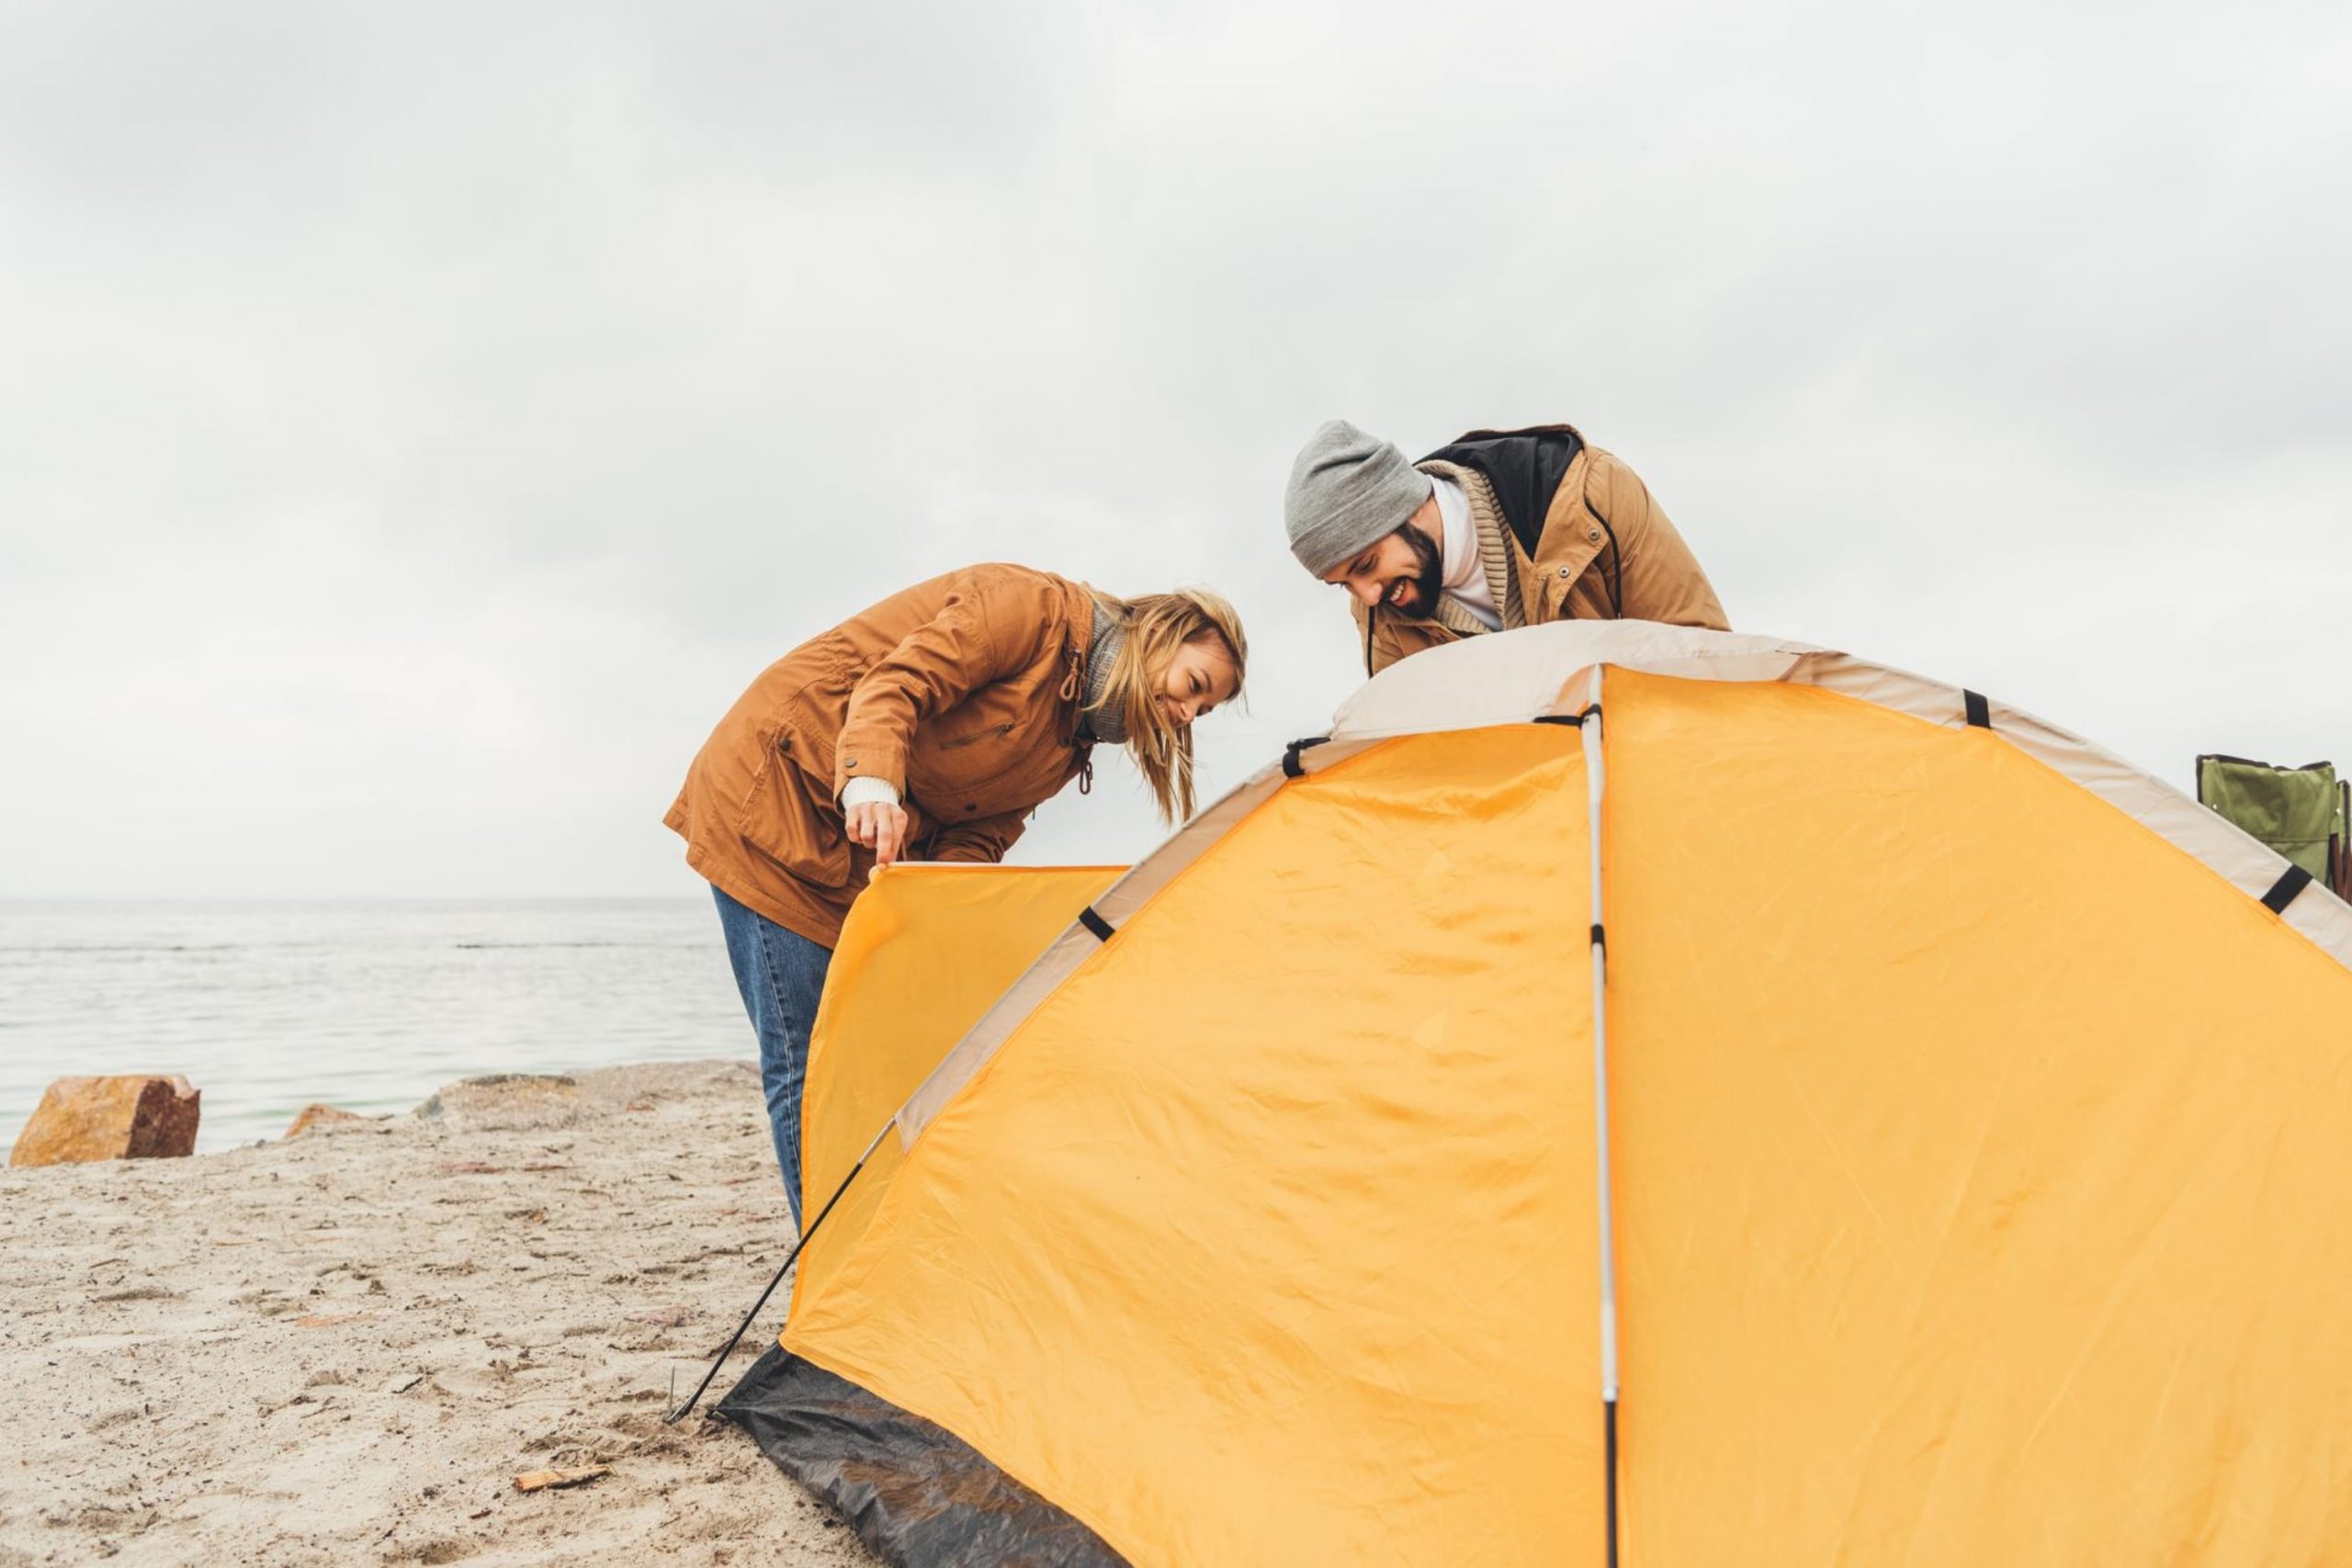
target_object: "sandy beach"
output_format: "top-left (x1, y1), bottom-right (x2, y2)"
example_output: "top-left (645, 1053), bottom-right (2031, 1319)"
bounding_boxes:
top-left (0, 1060), bottom-right (876, 1567)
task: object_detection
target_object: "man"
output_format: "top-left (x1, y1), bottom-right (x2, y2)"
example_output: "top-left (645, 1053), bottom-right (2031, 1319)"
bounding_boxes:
top-left (1283, 421), bottom-right (1728, 674)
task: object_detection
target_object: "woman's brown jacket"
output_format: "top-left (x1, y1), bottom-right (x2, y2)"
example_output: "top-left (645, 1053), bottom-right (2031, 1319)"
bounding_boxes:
top-left (665, 564), bottom-right (1098, 947)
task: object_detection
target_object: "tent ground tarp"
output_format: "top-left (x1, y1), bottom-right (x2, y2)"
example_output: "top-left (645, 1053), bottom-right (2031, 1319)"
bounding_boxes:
top-left (718, 1346), bottom-right (1123, 1567)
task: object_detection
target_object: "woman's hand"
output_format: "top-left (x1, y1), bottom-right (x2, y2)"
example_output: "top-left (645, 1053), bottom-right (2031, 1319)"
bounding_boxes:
top-left (843, 798), bottom-right (910, 867)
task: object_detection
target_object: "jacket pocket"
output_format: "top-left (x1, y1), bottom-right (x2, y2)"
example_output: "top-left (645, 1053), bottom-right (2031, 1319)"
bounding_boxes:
top-left (936, 722), bottom-right (1015, 751)
top-left (736, 734), bottom-right (853, 888)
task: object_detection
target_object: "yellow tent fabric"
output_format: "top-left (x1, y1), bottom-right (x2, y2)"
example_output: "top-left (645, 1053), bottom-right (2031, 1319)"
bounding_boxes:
top-left (792, 726), bottom-right (1601, 1562)
top-left (748, 625), bottom-right (2352, 1566)
top-left (795, 863), bottom-right (1120, 1303)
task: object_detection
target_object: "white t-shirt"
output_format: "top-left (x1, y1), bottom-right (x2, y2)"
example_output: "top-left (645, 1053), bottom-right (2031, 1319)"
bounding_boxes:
top-left (1430, 472), bottom-right (1501, 630)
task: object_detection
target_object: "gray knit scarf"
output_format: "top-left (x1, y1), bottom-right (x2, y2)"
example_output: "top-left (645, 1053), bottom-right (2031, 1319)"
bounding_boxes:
top-left (1077, 604), bottom-right (1127, 746)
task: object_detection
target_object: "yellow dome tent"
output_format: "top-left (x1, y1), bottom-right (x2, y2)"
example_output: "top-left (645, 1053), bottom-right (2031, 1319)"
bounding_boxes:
top-left (705, 622), bottom-right (2352, 1566)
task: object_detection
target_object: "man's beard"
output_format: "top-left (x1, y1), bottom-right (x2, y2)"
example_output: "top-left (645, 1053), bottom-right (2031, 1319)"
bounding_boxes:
top-left (1387, 524), bottom-right (1445, 618)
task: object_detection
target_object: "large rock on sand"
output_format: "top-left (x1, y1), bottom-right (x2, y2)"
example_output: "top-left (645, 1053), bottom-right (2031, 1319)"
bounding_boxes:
top-left (413, 1073), bottom-right (585, 1131)
top-left (10, 1076), bottom-right (201, 1168)
top-left (411, 1062), bottom-right (759, 1131)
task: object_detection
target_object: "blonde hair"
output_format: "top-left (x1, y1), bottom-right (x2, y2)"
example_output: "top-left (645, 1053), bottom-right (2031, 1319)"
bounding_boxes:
top-left (1086, 587), bottom-right (1249, 824)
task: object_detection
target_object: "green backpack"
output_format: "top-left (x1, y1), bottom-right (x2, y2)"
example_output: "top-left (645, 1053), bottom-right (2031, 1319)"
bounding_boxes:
top-left (2196, 754), bottom-right (2348, 892)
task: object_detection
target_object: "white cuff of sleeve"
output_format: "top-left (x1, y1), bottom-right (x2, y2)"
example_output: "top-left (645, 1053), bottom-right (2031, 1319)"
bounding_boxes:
top-left (840, 776), bottom-right (900, 809)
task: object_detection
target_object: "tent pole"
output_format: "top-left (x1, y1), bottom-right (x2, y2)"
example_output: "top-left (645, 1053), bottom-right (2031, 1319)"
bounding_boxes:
top-left (1580, 666), bottom-right (1622, 1566)
top-left (663, 1116), bottom-right (896, 1426)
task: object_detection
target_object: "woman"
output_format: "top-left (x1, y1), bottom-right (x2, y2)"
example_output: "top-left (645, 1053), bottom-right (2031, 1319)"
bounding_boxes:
top-left (665, 561), bottom-right (1248, 1222)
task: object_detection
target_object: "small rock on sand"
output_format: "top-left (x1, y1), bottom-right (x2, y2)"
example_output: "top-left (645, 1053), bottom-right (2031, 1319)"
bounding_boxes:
top-left (284, 1104), bottom-right (379, 1138)
top-left (514, 1465), bottom-right (611, 1493)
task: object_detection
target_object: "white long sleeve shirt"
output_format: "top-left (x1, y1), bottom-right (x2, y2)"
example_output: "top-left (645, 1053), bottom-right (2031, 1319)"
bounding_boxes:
top-left (1431, 473), bottom-right (1500, 630)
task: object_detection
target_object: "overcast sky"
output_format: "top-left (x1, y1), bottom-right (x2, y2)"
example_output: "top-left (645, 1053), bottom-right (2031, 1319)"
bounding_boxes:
top-left (3, 0), bottom-right (2347, 898)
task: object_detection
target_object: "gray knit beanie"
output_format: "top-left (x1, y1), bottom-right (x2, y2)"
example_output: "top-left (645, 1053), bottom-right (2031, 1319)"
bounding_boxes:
top-left (1283, 420), bottom-right (1431, 576)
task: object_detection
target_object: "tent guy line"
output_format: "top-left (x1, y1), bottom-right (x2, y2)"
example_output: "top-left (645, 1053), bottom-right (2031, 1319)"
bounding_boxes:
top-left (663, 1114), bottom-right (897, 1427)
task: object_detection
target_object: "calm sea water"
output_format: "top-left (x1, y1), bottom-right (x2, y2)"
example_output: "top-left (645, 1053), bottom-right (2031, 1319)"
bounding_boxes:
top-left (0, 900), bottom-right (754, 1160)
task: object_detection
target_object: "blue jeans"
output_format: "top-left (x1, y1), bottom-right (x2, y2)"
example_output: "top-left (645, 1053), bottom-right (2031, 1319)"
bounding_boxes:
top-left (711, 886), bottom-right (833, 1226)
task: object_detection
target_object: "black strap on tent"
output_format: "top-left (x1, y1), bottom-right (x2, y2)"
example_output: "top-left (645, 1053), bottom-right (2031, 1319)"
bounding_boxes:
top-left (663, 1131), bottom-right (887, 1427)
top-left (1283, 737), bottom-right (1329, 778)
top-left (1078, 906), bottom-right (1115, 942)
top-left (1534, 711), bottom-right (1591, 728)
top-left (1962, 690), bottom-right (1991, 729)
top-left (1604, 1397), bottom-right (1622, 1568)
top-left (2261, 864), bottom-right (2313, 915)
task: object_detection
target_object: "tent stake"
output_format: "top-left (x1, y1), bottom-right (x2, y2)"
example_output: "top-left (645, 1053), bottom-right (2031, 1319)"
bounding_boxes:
top-left (664, 1118), bottom-right (895, 1426)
